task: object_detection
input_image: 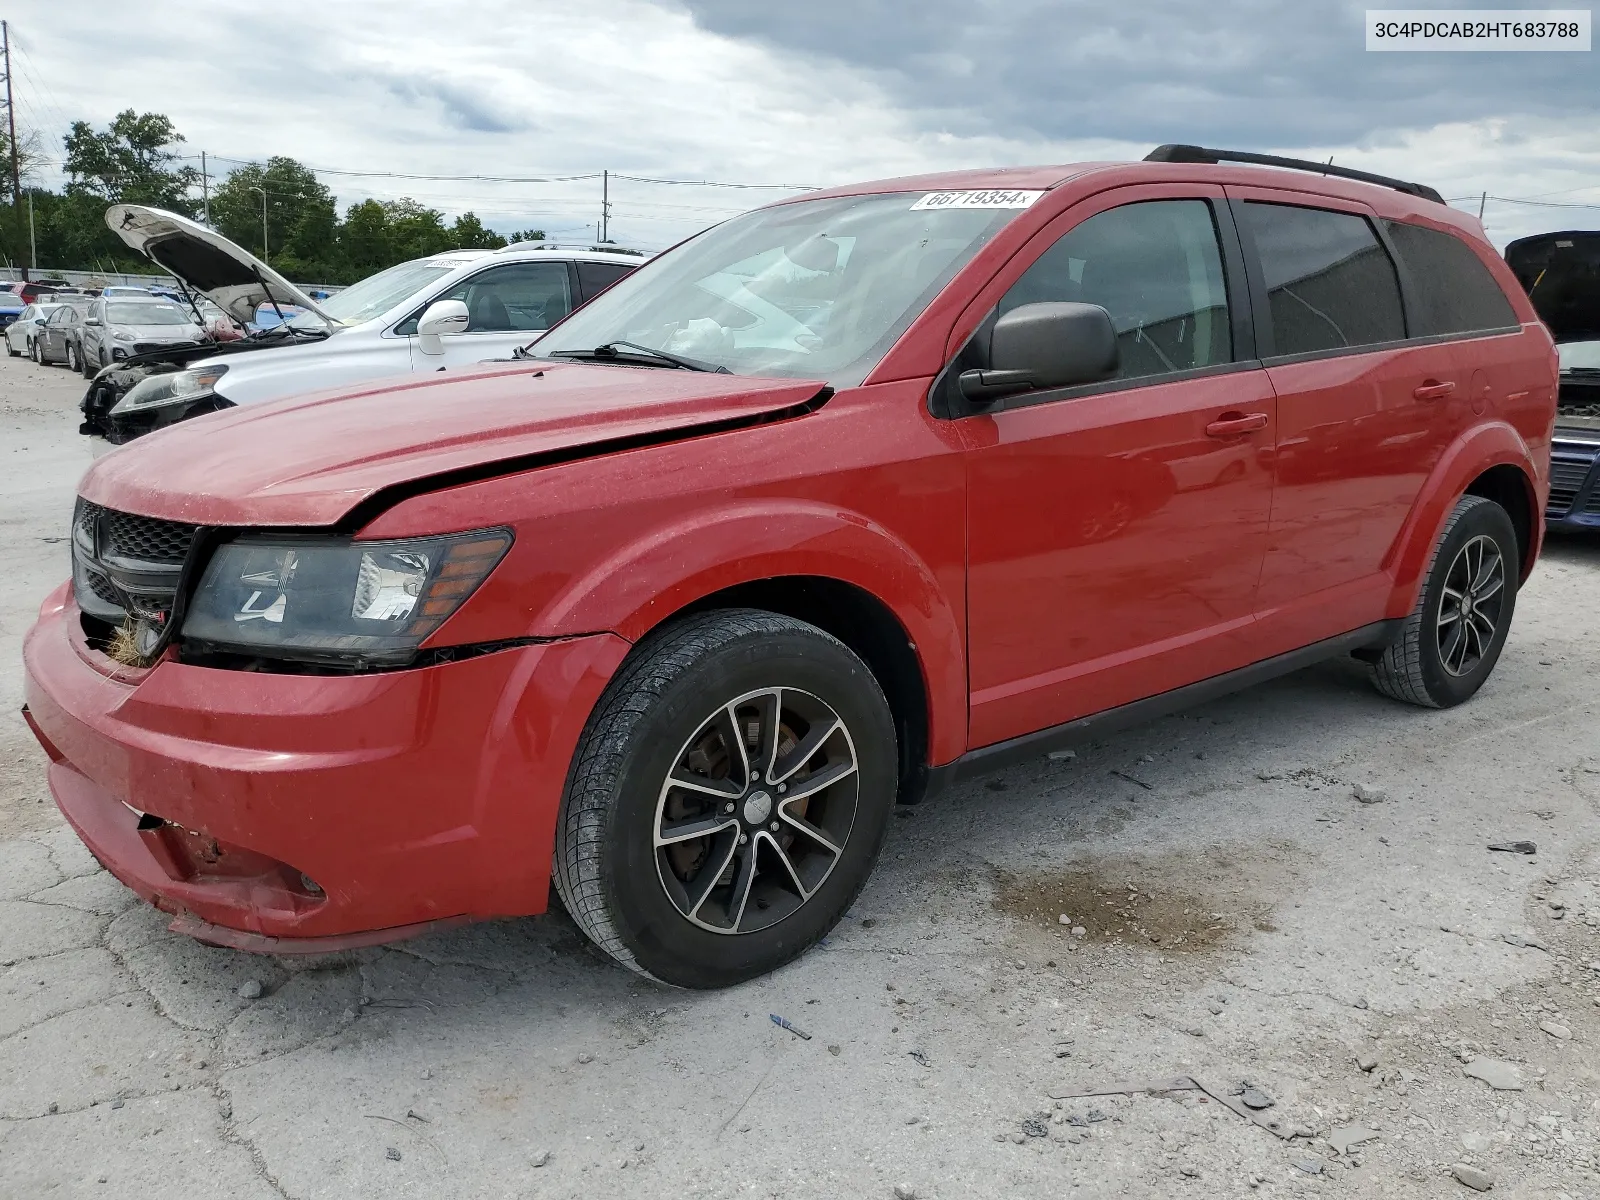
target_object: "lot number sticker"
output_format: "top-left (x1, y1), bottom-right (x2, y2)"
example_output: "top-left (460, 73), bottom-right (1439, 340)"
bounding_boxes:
top-left (910, 190), bottom-right (1044, 211)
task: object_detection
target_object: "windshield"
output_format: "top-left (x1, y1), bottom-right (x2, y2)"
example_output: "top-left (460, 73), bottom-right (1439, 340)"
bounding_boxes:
top-left (290, 258), bottom-right (458, 329)
top-left (106, 302), bottom-right (191, 326)
top-left (531, 192), bottom-right (1024, 385)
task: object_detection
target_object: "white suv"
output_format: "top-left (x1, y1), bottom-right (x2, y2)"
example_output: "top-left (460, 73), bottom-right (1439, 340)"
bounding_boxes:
top-left (86, 206), bottom-right (645, 443)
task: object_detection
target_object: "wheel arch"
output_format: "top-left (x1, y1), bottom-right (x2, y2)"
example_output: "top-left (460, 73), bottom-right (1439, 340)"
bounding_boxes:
top-left (527, 500), bottom-right (967, 784)
top-left (1382, 421), bottom-right (1540, 616)
top-left (675, 575), bottom-right (935, 806)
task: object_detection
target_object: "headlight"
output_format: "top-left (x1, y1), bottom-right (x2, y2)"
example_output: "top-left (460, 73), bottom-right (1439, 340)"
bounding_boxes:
top-left (110, 364), bottom-right (229, 416)
top-left (181, 530), bottom-right (512, 666)
top-left (111, 328), bottom-right (135, 342)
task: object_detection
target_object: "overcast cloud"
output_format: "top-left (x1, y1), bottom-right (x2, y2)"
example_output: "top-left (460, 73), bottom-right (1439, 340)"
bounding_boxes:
top-left (9, 0), bottom-right (1599, 250)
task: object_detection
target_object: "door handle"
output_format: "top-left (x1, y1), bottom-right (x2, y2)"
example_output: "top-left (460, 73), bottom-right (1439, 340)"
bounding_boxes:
top-left (1413, 380), bottom-right (1456, 401)
top-left (1204, 411), bottom-right (1269, 437)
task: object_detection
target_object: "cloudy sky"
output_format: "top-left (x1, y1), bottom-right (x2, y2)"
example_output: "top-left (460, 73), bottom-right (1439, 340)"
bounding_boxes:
top-left (10, 0), bottom-right (1600, 249)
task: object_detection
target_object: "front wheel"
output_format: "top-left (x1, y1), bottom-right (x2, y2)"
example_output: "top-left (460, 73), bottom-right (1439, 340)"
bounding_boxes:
top-left (5, 336), bottom-right (17, 358)
top-left (553, 609), bottom-right (897, 988)
top-left (1370, 494), bottom-right (1518, 708)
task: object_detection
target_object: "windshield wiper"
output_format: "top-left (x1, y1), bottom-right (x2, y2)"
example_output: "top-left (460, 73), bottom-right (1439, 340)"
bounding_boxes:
top-left (548, 340), bottom-right (730, 373)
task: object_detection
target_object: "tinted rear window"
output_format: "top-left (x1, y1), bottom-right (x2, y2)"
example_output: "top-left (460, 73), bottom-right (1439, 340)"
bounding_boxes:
top-left (1241, 202), bottom-right (1406, 357)
top-left (577, 261), bottom-right (634, 300)
top-left (1384, 221), bottom-right (1518, 337)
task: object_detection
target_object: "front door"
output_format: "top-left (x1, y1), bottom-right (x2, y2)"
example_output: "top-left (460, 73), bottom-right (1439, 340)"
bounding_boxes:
top-left (404, 261), bottom-right (576, 371)
top-left (963, 194), bottom-right (1277, 747)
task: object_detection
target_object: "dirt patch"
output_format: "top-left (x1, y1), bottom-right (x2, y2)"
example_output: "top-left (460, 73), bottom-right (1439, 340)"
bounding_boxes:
top-left (993, 847), bottom-right (1288, 953)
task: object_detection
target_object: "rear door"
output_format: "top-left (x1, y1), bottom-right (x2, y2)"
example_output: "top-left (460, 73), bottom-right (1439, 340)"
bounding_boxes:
top-left (961, 187), bottom-right (1277, 747)
top-left (1230, 190), bottom-right (1469, 655)
top-left (576, 260), bottom-right (636, 303)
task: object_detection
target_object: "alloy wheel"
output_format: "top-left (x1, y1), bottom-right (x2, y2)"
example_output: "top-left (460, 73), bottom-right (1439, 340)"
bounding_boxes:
top-left (654, 686), bottom-right (859, 935)
top-left (1435, 533), bottom-right (1504, 677)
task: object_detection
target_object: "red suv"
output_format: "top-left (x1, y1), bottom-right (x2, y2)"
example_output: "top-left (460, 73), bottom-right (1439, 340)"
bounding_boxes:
top-left (23, 147), bottom-right (1557, 987)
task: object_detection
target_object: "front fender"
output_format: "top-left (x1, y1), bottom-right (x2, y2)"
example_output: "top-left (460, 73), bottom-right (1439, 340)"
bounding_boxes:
top-left (1382, 420), bottom-right (1539, 616)
top-left (535, 499), bottom-right (967, 766)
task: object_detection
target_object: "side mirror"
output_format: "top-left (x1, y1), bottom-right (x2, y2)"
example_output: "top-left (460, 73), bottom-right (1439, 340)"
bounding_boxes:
top-left (415, 299), bottom-right (470, 355)
top-left (85, 316), bottom-right (102, 327)
top-left (959, 301), bottom-right (1119, 407)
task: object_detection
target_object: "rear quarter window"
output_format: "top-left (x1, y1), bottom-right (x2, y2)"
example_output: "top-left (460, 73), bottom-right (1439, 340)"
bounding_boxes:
top-left (1383, 221), bottom-right (1519, 337)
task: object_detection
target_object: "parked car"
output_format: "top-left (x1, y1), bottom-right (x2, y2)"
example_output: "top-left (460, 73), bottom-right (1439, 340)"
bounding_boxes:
top-left (33, 301), bottom-right (89, 368)
top-left (3, 278), bottom-right (73, 304)
top-left (5, 300), bottom-right (82, 357)
top-left (78, 296), bottom-right (206, 376)
top-left (81, 205), bottom-right (647, 443)
top-left (1505, 231), bottom-right (1600, 529)
top-left (23, 147), bottom-right (1555, 988)
top-left (100, 286), bottom-right (152, 298)
top-left (0, 288), bottom-right (26, 329)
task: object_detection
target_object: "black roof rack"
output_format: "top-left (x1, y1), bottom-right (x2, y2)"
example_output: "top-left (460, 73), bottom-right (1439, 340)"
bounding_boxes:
top-left (1144, 144), bottom-right (1445, 205)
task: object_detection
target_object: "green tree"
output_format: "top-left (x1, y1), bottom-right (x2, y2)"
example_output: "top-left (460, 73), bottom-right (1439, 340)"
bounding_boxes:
top-left (62, 110), bottom-right (199, 213)
top-left (449, 211), bottom-right (506, 250)
top-left (211, 157), bottom-right (338, 273)
top-left (507, 228), bottom-right (548, 243)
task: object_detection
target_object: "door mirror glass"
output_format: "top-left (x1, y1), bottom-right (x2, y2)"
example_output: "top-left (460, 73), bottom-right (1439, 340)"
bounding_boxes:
top-left (415, 299), bottom-right (471, 355)
top-left (960, 302), bottom-right (1118, 405)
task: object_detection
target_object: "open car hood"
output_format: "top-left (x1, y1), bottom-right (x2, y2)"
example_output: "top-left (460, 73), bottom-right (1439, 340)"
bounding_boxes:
top-left (78, 361), bottom-right (829, 527)
top-left (104, 205), bottom-right (334, 326)
top-left (1505, 231), bottom-right (1600, 344)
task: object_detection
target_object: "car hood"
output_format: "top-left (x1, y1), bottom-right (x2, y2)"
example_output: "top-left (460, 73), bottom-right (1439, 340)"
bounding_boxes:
top-left (79, 361), bottom-right (829, 527)
top-left (109, 323), bottom-right (205, 340)
top-left (1505, 231), bottom-right (1600, 344)
top-left (104, 205), bottom-right (333, 326)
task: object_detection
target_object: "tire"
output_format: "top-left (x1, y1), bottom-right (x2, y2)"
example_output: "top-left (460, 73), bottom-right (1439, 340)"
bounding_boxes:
top-left (65, 343), bottom-right (79, 373)
top-left (30, 338), bottom-right (42, 364)
top-left (1370, 494), bottom-right (1518, 708)
top-left (553, 609), bottom-right (897, 988)
top-left (5, 337), bottom-right (17, 358)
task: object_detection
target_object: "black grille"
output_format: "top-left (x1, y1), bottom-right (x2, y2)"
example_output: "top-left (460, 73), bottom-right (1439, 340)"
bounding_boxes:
top-left (84, 569), bottom-right (122, 605)
top-left (103, 509), bottom-right (196, 563)
top-left (131, 340), bottom-right (198, 357)
top-left (1548, 457), bottom-right (1594, 517)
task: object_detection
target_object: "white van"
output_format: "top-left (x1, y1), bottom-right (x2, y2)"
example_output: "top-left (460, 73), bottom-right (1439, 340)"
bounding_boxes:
top-left (87, 206), bottom-right (645, 443)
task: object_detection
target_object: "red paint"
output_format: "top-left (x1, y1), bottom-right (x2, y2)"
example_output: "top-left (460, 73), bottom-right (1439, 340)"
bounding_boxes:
top-left (23, 159), bottom-right (1558, 948)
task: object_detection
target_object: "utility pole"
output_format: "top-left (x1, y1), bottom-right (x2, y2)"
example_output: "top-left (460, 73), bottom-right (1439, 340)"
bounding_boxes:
top-left (600, 169), bottom-right (609, 244)
top-left (249, 185), bottom-right (267, 261)
top-left (27, 187), bottom-right (35, 271)
top-left (2, 20), bottom-right (26, 281)
top-left (201, 151), bottom-right (210, 225)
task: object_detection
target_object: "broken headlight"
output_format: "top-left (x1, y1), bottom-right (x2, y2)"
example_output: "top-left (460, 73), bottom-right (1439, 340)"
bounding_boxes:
top-left (181, 529), bottom-right (512, 665)
top-left (106, 365), bottom-right (232, 440)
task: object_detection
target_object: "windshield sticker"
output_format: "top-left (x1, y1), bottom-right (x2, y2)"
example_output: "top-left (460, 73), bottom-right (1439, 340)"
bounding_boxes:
top-left (910, 189), bottom-right (1044, 211)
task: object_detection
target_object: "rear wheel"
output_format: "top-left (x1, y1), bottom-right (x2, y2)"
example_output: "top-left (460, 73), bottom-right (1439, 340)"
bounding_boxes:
top-left (1370, 494), bottom-right (1518, 708)
top-left (553, 609), bottom-right (897, 988)
top-left (65, 342), bottom-right (79, 373)
top-left (30, 338), bottom-right (42, 364)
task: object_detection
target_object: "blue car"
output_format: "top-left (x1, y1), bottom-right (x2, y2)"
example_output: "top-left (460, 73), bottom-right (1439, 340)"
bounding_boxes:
top-left (1507, 231), bottom-right (1600, 531)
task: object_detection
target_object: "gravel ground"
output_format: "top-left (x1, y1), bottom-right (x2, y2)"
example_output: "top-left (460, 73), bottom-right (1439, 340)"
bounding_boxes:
top-left (2, 351), bottom-right (1600, 1199)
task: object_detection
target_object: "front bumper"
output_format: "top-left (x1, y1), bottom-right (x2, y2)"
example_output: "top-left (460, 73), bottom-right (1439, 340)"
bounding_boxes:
top-left (22, 583), bottom-right (628, 947)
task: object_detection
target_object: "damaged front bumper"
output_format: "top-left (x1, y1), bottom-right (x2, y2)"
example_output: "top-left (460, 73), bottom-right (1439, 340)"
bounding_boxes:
top-left (22, 581), bottom-right (628, 949)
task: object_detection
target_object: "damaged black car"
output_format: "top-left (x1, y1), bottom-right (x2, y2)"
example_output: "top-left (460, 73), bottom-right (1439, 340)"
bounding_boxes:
top-left (1506, 230), bottom-right (1600, 530)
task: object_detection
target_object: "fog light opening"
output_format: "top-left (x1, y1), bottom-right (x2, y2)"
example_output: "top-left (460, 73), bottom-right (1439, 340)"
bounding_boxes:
top-left (299, 873), bottom-right (324, 896)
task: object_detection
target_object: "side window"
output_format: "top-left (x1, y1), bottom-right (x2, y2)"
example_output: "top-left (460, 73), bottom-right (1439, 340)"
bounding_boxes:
top-left (396, 263), bottom-right (573, 335)
top-left (998, 199), bottom-right (1233, 382)
top-left (1240, 202), bottom-right (1405, 357)
top-left (576, 261), bottom-right (633, 301)
top-left (1383, 220), bottom-right (1518, 337)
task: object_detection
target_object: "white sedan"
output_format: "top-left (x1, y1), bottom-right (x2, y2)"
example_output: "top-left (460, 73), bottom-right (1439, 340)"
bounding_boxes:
top-left (4, 301), bottom-right (76, 358)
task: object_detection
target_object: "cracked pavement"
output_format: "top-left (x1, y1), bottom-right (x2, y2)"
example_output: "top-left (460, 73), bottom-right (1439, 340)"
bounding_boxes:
top-left (5, 356), bottom-right (1600, 1198)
